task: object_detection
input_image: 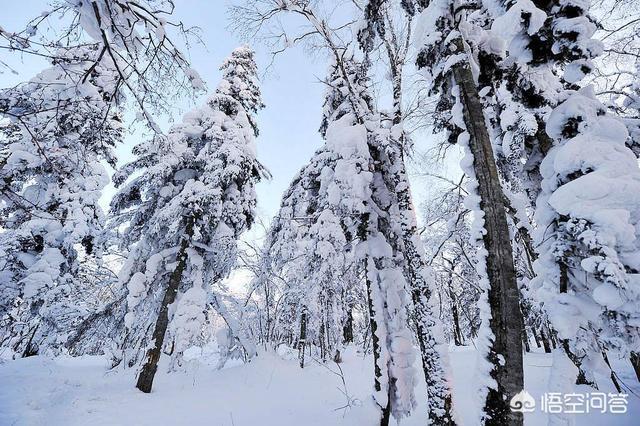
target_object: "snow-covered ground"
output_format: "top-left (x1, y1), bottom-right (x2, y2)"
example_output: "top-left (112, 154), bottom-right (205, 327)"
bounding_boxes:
top-left (0, 346), bottom-right (638, 425)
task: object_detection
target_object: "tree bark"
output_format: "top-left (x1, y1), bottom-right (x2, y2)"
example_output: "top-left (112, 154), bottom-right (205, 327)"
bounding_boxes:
top-left (343, 305), bottom-right (354, 344)
top-left (363, 248), bottom-right (391, 426)
top-left (298, 309), bottom-right (307, 368)
top-left (450, 285), bottom-right (463, 347)
top-left (136, 217), bottom-right (194, 393)
top-left (451, 38), bottom-right (524, 425)
top-left (630, 351), bottom-right (640, 383)
top-left (539, 327), bottom-right (552, 354)
top-left (372, 139), bottom-right (456, 424)
top-left (522, 326), bottom-right (530, 353)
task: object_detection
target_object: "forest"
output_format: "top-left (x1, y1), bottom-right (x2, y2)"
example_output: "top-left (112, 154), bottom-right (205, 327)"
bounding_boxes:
top-left (1, 0), bottom-right (640, 425)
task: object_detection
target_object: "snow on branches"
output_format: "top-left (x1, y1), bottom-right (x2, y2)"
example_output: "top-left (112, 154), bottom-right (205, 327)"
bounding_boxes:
top-left (110, 47), bottom-right (265, 369)
top-left (0, 45), bottom-right (123, 357)
top-left (533, 86), bottom-right (640, 356)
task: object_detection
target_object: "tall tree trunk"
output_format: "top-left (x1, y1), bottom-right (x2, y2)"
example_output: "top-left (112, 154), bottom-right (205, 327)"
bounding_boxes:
top-left (374, 46), bottom-right (456, 422)
top-left (450, 284), bottom-right (463, 347)
top-left (373, 140), bottom-right (456, 424)
top-left (630, 351), bottom-right (640, 382)
top-left (522, 325), bottom-right (530, 353)
top-left (452, 38), bottom-right (524, 425)
top-left (298, 308), bottom-right (308, 368)
top-left (363, 253), bottom-right (391, 426)
top-left (343, 305), bottom-right (354, 344)
top-left (136, 217), bottom-right (194, 393)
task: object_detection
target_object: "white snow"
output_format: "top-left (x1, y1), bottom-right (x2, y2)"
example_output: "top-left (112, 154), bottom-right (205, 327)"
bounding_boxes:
top-left (1, 346), bottom-right (638, 425)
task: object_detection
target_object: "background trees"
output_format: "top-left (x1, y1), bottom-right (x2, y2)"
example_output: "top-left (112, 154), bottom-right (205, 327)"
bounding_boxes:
top-left (0, 46), bottom-right (123, 356)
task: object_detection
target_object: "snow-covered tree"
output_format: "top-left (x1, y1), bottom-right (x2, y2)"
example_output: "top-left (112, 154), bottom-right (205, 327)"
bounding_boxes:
top-left (412, 1), bottom-right (525, 423)
top-left (266, 53), bottom-right (419, 424)
top-left (0, 45), bottom-right (123, 357)
top-left (532, 86), bottom-right (640, 385)
top-left (266, 142), bottom-right (358, 364)
top-left (110, 46), bottom-right (265, 393)
top-left (479, 0), bottom-right (640, 388)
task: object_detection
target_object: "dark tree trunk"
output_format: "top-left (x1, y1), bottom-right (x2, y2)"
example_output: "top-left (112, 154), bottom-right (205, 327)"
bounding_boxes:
top-left (452, 38), bottom-right (524, 426)
top-left (602, 351), bottom-right (622, 393)
top-left (451, 299), bottom-right (463, 347)
top-left (539, 327), bottom-right (552, 354)
top-left (630, 351), bottom-right (640, 382)
top-left (319, 322), bottom-right (326, 361)
top-left (532, 329), bottom-right (541, 349)
top-left (522, 326), bottom-right (531, 353)
top-left (550, 330), bottom-right (558, 350)
top-left (343, 307), bottom-right (354, 344)
top-left (363, 254), bottom-right (391, 426)
top-left (136, 218), bottom-right (194, 393)
top-left (446, 270), bottom-right (463, 347)
top-left (298, 309), bottom-right (308, 368)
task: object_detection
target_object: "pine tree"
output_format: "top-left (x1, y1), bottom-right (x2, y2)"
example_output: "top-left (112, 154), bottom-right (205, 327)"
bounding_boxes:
top-left (266, 144), bottom-right (357, 363)
top-left (109, 46), bottom-right (265, 393)
top-left (0, 46), bottom-right (123, 357)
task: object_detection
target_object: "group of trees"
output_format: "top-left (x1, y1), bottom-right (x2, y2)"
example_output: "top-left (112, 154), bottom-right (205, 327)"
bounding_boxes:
top-left (1, 1), bottom-right (640, 426)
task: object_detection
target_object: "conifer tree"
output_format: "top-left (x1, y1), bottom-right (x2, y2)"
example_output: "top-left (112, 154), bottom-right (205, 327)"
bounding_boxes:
top-left (110, 46), bottom-right (265, 393)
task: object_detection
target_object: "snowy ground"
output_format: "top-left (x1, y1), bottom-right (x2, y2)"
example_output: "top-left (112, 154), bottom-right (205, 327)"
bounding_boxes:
top-left (0, 345), bottom-right (638, 425)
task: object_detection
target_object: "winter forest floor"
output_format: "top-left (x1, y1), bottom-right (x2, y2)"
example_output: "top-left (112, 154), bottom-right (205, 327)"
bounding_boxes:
top-left (1, 346), bottom-right (638, 426)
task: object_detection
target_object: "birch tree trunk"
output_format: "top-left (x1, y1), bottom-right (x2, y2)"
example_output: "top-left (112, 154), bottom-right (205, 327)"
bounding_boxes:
top-left (136, 217), bottom-right (194, 393)
top-left (451, 38), bottom-right (524, 425)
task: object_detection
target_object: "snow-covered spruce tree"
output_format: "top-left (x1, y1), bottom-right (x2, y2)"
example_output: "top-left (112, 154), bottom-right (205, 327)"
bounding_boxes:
top-left (475, 0), bottom-right (603, 227)
top-left (411, 0), bottom-right (524, 423)
top-left (0, 46), bottom-right (122, 357)
top-left (483, 0), bottom-right (639, 386)
top-left (357, 2), bottom-right (457, 422)
top-left (532, 86), bottom-right (640, 386)
top-left (110, 46), bottom-right (264, 393)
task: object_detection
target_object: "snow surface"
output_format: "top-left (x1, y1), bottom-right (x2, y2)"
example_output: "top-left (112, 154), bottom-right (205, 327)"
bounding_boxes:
top-left (1, 346), bottom-right (638, 425)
